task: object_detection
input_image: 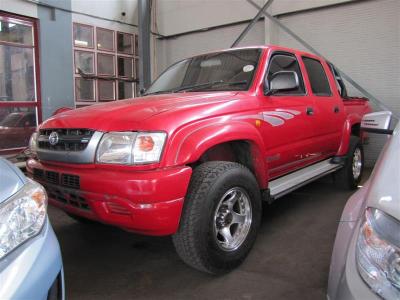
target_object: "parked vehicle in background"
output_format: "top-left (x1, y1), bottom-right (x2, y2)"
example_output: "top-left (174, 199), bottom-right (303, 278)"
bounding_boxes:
top-left (328, 111), bottom-right (400, 300)
top-left (0, 157), bottom-right (64, 299)
top-left (27, 45), bottom-right (371, 274)
top-left (0, 111), bottom-right (36, 150)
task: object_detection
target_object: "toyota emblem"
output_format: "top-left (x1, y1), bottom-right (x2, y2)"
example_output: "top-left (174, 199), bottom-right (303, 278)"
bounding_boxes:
top-left (48, 131), bottom-right (59, 146)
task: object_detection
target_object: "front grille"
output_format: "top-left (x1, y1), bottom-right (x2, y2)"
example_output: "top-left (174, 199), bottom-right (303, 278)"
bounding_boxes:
top-left (38, 128), bottom-right (94, 151)
top-left (61, 174), bottom-right (80, 189)
top-left (45, 171), bottom-right (59, 184)
top-left (46, 185), bottom-right (90, 210)
top-left (33, 168), bottom-right (80, 189)
top-left (32, 168), bottom-right (88, 210)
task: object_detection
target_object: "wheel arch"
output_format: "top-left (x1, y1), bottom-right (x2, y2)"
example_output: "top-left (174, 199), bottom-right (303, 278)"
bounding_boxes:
top-left (170, 122), bottom-right (268, 189)
top-left (336, 114), bottom-right (362, 156)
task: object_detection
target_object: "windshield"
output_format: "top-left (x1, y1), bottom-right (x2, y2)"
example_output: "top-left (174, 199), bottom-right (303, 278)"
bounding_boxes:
top-left (145, 48), bottom-right (261, 95)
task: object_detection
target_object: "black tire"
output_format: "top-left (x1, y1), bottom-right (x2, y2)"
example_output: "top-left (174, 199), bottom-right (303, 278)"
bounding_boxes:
top-left (334, 136), bottom-right (364, 190)
top-left (173, 161), bottom-right (262, 274)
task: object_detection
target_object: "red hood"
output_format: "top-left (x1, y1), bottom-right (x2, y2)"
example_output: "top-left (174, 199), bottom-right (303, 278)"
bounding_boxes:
top-left (41, 91), bottom-right (240, 131)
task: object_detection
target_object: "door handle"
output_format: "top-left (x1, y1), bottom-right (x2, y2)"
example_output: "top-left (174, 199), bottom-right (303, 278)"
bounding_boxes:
top-left (306, 107), bottom-right (314, 116)
top-left (333, 106), bottom-right (340, 113)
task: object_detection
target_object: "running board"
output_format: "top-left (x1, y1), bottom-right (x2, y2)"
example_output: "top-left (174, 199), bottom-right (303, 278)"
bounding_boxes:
top-left (269, 159), bottom-right (342, 200)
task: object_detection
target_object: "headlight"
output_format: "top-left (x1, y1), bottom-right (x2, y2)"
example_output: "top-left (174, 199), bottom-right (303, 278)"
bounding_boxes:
top-left (0, 179), bottom-right (47, 259)
top-left (96, 131), bottom-right (166, 165)
top-left (356, 208), bottom-right (400, 299)
top-left (29, 132), bottom-right (38, 155)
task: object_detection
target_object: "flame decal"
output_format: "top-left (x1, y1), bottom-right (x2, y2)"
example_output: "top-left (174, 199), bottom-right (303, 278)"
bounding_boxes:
top-left (233, 109), bottom-right (301, 127)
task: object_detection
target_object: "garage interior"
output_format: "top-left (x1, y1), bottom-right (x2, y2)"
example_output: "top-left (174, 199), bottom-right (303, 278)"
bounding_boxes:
top-left (1, 0), bottom-right (399, 299)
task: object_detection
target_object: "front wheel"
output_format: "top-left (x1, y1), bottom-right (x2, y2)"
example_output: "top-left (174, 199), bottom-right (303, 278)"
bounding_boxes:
top-left (335, 136), bottom-right (364, 190)
top-left (173, 161), bottom-right (262, 274)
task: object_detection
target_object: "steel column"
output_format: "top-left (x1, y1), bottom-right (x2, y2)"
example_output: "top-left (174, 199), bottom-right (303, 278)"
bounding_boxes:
top-left (138, 0), bottom-right (151, 90)
top-left (231, 0), bottom-right (274, 48)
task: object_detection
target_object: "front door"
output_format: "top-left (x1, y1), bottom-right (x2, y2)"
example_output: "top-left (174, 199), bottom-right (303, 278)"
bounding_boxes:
top-left (260, 52), bottom-right (316, 179)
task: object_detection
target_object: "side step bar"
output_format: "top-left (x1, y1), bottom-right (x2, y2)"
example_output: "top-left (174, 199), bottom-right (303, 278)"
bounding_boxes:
top-left (269, 158), bottom-right (342, 200)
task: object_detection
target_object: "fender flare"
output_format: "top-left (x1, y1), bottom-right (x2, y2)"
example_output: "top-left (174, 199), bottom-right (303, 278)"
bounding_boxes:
top-left (336, 114), bottom-right (362, 156)
top-left (169, 121), bottom-right (268, 189)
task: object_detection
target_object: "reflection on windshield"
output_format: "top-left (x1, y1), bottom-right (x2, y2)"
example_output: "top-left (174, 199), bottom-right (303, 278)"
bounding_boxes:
top-left (145, 49), bottom-right (261, 95)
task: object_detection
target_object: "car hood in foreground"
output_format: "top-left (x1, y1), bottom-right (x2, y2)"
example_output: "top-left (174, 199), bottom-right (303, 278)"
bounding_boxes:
top-left (0, 158), bottom-right (26, 204)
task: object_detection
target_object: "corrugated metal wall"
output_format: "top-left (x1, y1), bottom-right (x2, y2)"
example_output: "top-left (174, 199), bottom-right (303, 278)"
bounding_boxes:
top-left (272, 0), bottom-right (400, 165)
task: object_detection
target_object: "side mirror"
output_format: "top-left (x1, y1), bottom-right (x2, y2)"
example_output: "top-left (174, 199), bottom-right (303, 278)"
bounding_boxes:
top-left (139, 88), bottom-right (146, 96)
top-left (265, 71), bottom-right (299, 96)
top-left (361, 111), bottom-right (393, 134)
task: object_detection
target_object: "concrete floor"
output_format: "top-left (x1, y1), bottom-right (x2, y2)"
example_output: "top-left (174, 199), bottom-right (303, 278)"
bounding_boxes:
top-left (48, 171), bottom-right (370, 300)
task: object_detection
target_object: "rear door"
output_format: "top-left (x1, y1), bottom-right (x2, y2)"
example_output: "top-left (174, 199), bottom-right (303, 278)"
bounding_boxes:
top-left (300, 56), bottom-right (344, 156)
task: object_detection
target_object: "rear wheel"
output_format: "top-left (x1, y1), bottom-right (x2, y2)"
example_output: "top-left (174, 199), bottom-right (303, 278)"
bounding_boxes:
top-left (335, 136), bottom-right (364, 190)
top-left (173, 161), bottom-right (262, 274)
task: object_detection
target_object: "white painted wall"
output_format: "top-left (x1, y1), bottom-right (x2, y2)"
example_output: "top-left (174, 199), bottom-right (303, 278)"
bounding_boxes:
top-left (71, 0), bottom-right (138, 33)
top-left (0, 0), bottom-right (38, 18)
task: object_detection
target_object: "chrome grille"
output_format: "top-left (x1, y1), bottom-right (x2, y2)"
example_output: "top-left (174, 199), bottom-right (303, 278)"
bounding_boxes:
top-left (38, 128), bottom-right (95, 152)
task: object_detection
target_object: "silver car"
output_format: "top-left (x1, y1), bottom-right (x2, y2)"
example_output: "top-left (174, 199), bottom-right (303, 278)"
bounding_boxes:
top-left (0, 158), bottom-right (65, 299)
top-left (328, 111), bottom-right (400, 299)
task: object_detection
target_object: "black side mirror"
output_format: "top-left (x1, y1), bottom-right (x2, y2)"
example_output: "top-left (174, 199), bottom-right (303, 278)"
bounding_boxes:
top-left (265, 71), bottom-right (299, 96)
top-left (139, 88), bottom-right (146, 96)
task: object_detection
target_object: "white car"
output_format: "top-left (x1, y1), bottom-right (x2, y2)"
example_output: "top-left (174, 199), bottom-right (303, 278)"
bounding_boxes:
top-left (328, 111), bottom-right (400, 299)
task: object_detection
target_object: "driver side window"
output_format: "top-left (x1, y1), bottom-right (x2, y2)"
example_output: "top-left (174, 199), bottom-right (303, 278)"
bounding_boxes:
top-left (267, 54), bottom-right (305, 95)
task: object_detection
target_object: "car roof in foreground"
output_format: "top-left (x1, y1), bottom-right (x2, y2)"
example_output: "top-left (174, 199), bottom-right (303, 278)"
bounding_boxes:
top-left (0, 158), bottom-right (26, 204)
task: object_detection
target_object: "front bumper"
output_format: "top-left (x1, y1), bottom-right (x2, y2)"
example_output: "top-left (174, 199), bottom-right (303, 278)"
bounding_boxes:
top-left (27, 159), bottom-right (192, 236)
top-left (0, 218), bottom-right (65, 300)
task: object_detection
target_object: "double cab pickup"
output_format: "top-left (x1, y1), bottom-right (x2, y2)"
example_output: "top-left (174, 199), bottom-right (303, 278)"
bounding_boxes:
top-left (27, 45), bottom-right (371, 273)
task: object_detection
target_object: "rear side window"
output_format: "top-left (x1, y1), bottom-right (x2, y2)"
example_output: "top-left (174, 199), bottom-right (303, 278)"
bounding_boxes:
top-left (302, 57), bottom-right (331, 96)
top-left (267, 54), bottom-right (305, 95)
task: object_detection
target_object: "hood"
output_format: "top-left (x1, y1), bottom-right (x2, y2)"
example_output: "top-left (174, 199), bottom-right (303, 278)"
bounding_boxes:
top-left (0, 158), bottom-right (26, 204)
top-left (41, 91), bottom-right (240, 131)
top-left (366, 123), bottom-right (400, 221)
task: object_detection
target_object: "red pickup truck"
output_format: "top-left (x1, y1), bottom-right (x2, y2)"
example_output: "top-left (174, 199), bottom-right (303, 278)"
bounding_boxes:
top-left (27, 45), bottom-right (371, 274)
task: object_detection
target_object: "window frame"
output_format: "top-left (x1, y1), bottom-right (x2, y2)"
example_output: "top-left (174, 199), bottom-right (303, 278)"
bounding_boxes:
top-left (97, 79), bottom-right (116, 101)
top-left (73, 23), bottom-right (95, 49)
top-left (97, 52), bottom-right (116, 77)
top-left (73, 23), bottom-right (139, 106)
top-left (74, 49), bottom-right (95, 75)
top-left (96, 27), bottom-right (115, 52)
top-left (75, 77), bottom-right (96, 102)
top-left (301, 56), bottom-right (333, 97)
top-left (117, 31), bottom-right (134, 55)
top-left (117, 56), bottom-right (134, 78)
top-left (0, 12), bottom-right (41, 155)
top-left (264, 51), bottom-right (307, 96)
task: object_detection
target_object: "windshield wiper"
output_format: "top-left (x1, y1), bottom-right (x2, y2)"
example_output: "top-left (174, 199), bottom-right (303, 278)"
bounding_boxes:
top-left (175, 80), bottom-right (248, 92)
